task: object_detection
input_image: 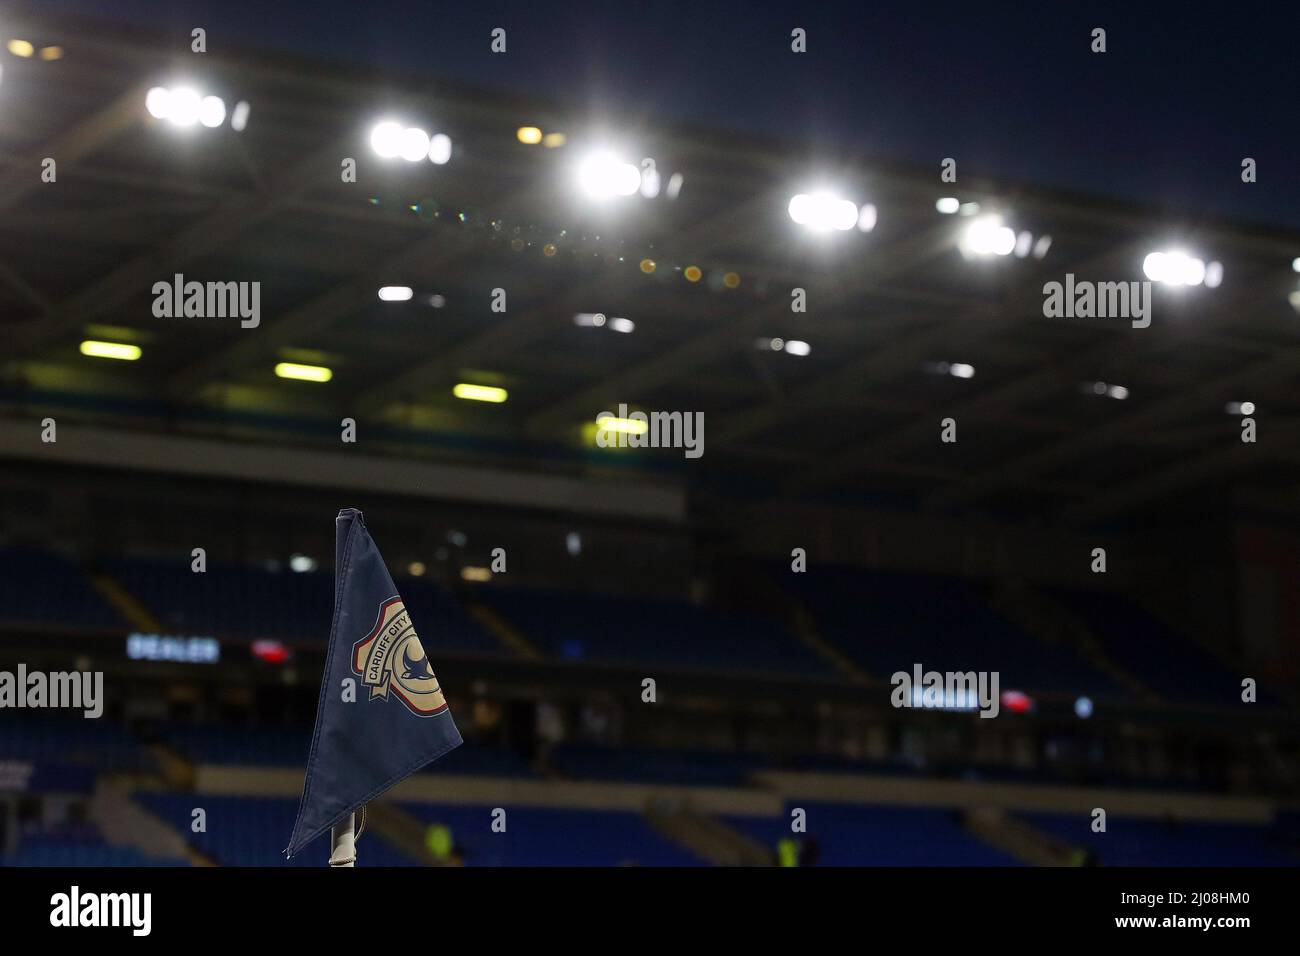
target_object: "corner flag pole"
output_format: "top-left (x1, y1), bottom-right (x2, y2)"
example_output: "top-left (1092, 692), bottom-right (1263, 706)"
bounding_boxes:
top-left (329, 812), bottom-right (356, 867)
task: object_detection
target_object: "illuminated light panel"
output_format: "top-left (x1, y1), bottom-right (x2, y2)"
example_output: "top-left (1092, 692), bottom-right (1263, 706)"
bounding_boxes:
top-left (596, 415), bottom-right (648, 436)
top-left (516, 126), bottom-right (543, 144)
top-left (783, 339), bottom-right (811, 356)
top-left (453, 383), bottom-right (508, 403)
top-left (935, 197), bottom-right (960, 214)
top-left (640, 165), bottom-right (661, 198)
top-left (166, 87), bottom-right (202, 126)
top-left (949, 362), bottom-right (976, 379)
top-left (198, 95), bottom-right (226, 128)
top-left (377, 286), bottom-right (413, 301)
top-left (857, 203), bottom-right (877, 233)
top-left (275, 362), bottom-right (332, 383)
top-left (788, 192), bottom-right (858, 232)
top-left (608, 317), bottom-right (635, 334)
top-left (428, 133), bottom-right (452, 165)
top-left (1142, 250), bottom-right (1207, 286)
top-left (80, 340), bottom-right (141, 361)
top-left (961, 215), bottom-right (1017, 257)
top-left (145, 87), bottom-right (171, 119)
top-left (1204, 260), bottom-right (1224, 289)
top-left (399, 126), bottom-right (430, 162)
top-left (577, 152), bottom-right (641, 197)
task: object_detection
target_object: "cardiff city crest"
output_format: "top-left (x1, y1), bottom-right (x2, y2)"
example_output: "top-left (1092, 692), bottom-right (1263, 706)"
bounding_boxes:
top-left (351, 598), bottom-right (448, 716)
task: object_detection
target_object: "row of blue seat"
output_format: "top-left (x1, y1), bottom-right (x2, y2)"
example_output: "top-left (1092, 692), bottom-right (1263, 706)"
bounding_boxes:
top-left (0, 548), bottom-right (1247, 703)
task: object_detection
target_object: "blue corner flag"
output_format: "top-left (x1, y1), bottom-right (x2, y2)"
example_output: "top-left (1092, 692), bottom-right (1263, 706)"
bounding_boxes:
top-left (285, 508), bottom-right (462, 858)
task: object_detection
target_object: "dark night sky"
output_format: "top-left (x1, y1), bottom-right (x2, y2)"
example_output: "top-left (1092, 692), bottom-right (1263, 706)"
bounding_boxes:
top-left (37, 0), bottom-right (1300, 230)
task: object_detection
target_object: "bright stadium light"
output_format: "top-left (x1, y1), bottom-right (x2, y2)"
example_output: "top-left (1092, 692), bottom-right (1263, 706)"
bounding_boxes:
top-left (640, 164), bottom-right (661, 198)
top-left (857, 203), bottom-right (878, 233)
top-left (935, 197), bottom-right (960, 214)
top-left (460, 566), bottom-right (491, 582)
top-left (453, 383), bottom-right (508, 403)
top-left (377, 286), bottom-right (413, 301)
top-left (608, 317), bottom-right (635, 334)
top-left (166, 87), bottom-right (202, 126)
top-left (80, 340), bottom-right (141, 361)
top-left (961, 215), bottom-right (1017, 257)
top-left (289, 554), bottom-right (317, 573)
top-left (517, 126), bottom-right (543, 144)
top-left (1204, 260), bottom-right (1224, 288)
top-left (369, 120), bottom-right (404, 158)
top-left (577, 151), bottom-right (641, 198)
top-left (145, 87), bottom-right (171, 118)
top-left (428, 133), bottom-right (452, 165)
top-left (783, 339), bottom-right (811, 356)
top-left (949, 362), bottom-right (975, 379)
top-left (7, 39), bottom-right (34, 58)
top-left (275, 362), bottom-right (332, 383)
top-left (146, 86), bottom-right (234, 129)
top-left (198, 95), bottom-right (226, 128)
top-left (399, 126), bottom-right (430, 162)
top-left (788, 192), bottom-right (859, 232)
top-left (230, 100), bottom-right (251, 131)
top-left (574, 312), bottom-right (607, 327)
top-left (1143, 250), bottom-right (1207, 286)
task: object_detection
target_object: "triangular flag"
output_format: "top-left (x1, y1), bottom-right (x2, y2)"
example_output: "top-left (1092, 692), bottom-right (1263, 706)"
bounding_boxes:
top-left (285, 508), bottom-right (462, 858)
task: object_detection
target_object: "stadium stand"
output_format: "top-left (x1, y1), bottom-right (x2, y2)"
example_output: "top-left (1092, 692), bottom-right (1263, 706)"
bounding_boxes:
top-left (135, 793), bottom-right (419, 866)
top-left (399, 803), bottom-right (707, 866)
top-left (1048, 588), bottom-right (1243, 707)
top-left (1022, 812), bottom-right (1296, 867)
top-left (479, 585), bottom-right (833, 677)
top-left (725, 803), bottom-right (1023, 866)
top-left (0, 548), bottom-right (126, 631)
top-left (785, 565), bottom-right (1124, 697)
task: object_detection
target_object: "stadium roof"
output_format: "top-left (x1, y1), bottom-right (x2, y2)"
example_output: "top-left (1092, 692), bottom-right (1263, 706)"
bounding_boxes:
top-left (3, 8), bottom-right (1300, 527)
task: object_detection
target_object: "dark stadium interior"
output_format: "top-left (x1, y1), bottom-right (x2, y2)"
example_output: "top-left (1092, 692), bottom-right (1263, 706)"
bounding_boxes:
top-left (1, 7), bottom-right (1299, 868)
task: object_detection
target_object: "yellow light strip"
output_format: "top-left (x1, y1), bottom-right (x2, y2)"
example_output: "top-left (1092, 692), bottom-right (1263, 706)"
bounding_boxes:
top-left (275, 362), bottom-right (332, 383)
top-left (453, 383), bottom-right (508, 403)
top-left (80, 340), bottom-right (141, 361)
top-left (596, 415), bottom-right (648, 435)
